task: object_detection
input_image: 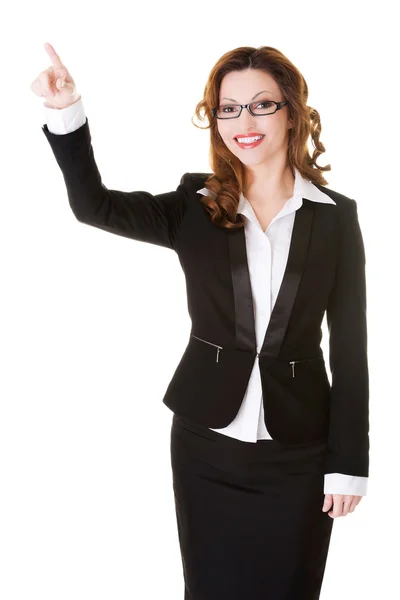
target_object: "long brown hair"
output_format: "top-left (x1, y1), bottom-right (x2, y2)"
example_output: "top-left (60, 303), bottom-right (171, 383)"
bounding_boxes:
top-left (192, 46), bottom-right (331, 229)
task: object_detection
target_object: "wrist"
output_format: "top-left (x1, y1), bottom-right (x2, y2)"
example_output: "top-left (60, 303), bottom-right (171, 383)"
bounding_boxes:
top-left (44, 93), bottom-right (81, 110)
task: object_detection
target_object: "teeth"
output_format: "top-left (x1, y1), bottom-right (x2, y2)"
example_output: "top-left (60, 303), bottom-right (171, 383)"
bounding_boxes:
top-left (236, 135), bottom-right (263, 143)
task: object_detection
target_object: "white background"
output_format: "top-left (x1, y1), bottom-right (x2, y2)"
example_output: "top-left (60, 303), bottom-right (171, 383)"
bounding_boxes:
top-left (1, 0), bottom-right (398, 597)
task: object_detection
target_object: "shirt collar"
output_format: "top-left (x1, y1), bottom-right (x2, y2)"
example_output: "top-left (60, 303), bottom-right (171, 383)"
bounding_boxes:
top-left (196, 167), bottom-right (337, 218)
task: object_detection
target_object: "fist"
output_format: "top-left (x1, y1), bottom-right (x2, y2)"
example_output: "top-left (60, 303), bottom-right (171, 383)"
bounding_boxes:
top-left (30, 42), bottom-right (81, 110)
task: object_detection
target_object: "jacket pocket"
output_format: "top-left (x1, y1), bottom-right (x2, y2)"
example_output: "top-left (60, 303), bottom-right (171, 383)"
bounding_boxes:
top-left (190, 334), bottom-right (223, 363)
top-left (288, 357), bottom-right (324, 378)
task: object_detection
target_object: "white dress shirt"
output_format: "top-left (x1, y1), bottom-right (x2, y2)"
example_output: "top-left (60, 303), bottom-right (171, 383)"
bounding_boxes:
top-left (43, 97), bottom-right (368, 497)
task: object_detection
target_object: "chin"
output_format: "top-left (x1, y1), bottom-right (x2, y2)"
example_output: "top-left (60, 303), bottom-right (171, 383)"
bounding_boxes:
top-left (237, 156), bottom-right (267, 167)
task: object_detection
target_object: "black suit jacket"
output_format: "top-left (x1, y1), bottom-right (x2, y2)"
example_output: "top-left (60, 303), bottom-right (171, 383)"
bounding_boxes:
top-left (42, 117), bottom-right (370, 478)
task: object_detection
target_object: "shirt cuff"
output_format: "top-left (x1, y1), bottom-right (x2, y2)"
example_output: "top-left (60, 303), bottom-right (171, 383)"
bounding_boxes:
top-left (43, 96), bottom-right (86, 135)
top-left (324, 472), bottom-right (368, 496)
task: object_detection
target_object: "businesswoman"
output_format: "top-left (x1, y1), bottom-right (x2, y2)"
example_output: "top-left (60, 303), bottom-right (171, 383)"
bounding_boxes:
top-left (32, 42), bottom-right (369, 599)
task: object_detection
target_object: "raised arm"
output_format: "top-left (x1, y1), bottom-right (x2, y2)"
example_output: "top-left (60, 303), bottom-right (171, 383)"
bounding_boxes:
top-left (42, 117), bottom-right (190, 250)
top-left (32, 42), bottom-right (190, 250)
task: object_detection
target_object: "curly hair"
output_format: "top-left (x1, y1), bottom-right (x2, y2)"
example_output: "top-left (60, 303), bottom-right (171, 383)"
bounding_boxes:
top-left (192, 46), bottom-right (331, 229)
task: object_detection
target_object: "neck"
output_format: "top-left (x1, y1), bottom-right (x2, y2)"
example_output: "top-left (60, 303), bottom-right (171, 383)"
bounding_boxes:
top-left (243, 161), bottom-right (295, 204)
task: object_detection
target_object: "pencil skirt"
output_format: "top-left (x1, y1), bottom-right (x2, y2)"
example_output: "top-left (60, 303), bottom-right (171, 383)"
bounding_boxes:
top-left (170, 413), bottom-right (334, 600)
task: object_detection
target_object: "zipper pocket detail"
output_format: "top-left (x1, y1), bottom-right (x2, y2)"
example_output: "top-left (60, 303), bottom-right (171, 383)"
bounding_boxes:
top-left (289, 357), bottom-right (323, 378)
top-left (191, 334), bottom-right (223, 363)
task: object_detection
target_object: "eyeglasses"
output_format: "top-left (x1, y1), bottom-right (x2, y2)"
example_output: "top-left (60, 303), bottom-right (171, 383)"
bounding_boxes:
top-left (212, 99), bottom-right (289, 119)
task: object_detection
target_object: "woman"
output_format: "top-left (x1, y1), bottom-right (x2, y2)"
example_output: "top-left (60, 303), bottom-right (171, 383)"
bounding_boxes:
top-left (33, 43), bottom-right (369, 599)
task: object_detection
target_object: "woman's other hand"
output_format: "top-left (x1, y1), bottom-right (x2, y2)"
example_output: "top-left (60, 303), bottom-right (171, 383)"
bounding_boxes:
top-left (322, 493), bottom-right (363, 518)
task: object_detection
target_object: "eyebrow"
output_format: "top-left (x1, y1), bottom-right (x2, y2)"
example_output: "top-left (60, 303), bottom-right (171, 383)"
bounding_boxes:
top-left (221, 90), bottom-right (272, 103)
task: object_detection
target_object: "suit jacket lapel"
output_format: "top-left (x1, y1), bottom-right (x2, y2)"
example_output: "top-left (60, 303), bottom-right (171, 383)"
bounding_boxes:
top-left (228, 225), bottom-right (256, 353)
top-left (227, 199), bottom-right (315, 358)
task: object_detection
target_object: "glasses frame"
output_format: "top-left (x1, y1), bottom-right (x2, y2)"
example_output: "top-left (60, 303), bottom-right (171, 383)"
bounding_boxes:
top-left (212, 99), bottom-right (289, 119)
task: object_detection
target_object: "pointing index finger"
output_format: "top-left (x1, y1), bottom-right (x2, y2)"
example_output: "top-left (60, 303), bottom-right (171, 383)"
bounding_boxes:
top-left (44, 42), bottom-right (63, 69)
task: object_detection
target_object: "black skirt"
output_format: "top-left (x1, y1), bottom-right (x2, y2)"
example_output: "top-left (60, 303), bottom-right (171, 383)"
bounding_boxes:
top-left (170, 413), bottom-right (334, 600)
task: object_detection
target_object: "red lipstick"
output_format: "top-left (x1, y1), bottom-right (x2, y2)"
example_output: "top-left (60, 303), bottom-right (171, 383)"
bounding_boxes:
top-left (234, 132), bottom-right (264, 138)
top-left (234, 133), bottom-right (265, 149)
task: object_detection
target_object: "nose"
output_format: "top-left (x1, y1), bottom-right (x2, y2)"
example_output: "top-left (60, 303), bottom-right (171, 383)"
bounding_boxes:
top-left (239, 106), bottom-right (258, 130)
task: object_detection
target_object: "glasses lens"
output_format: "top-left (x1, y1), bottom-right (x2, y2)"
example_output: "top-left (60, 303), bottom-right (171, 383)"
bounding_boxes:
top-left (216, 100), bottom-right (277, 118)
top-left (216, 104), bottom-right (241, 118)
top-left (250, 100), bottom-right (277, 115)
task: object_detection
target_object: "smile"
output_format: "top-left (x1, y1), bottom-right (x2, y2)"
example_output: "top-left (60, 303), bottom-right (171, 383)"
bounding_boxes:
top-left (234, 135), bottom-right (265, 149)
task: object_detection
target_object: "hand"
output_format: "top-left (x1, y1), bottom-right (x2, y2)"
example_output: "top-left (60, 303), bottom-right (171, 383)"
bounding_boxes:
top-left (322, 493), bottom-right (363, 518)
top-left (30, 42), bottom-right (81, 109)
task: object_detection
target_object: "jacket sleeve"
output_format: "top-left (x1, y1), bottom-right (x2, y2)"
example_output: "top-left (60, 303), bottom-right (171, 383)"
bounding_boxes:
top-left (325, 198), bottom-right (370, 478)
top-left (41, 117), bottom-right (189, 250)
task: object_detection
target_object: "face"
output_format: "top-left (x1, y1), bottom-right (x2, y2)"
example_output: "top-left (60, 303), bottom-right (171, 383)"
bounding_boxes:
top-left (216, 68), bottom-right (293, 171)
